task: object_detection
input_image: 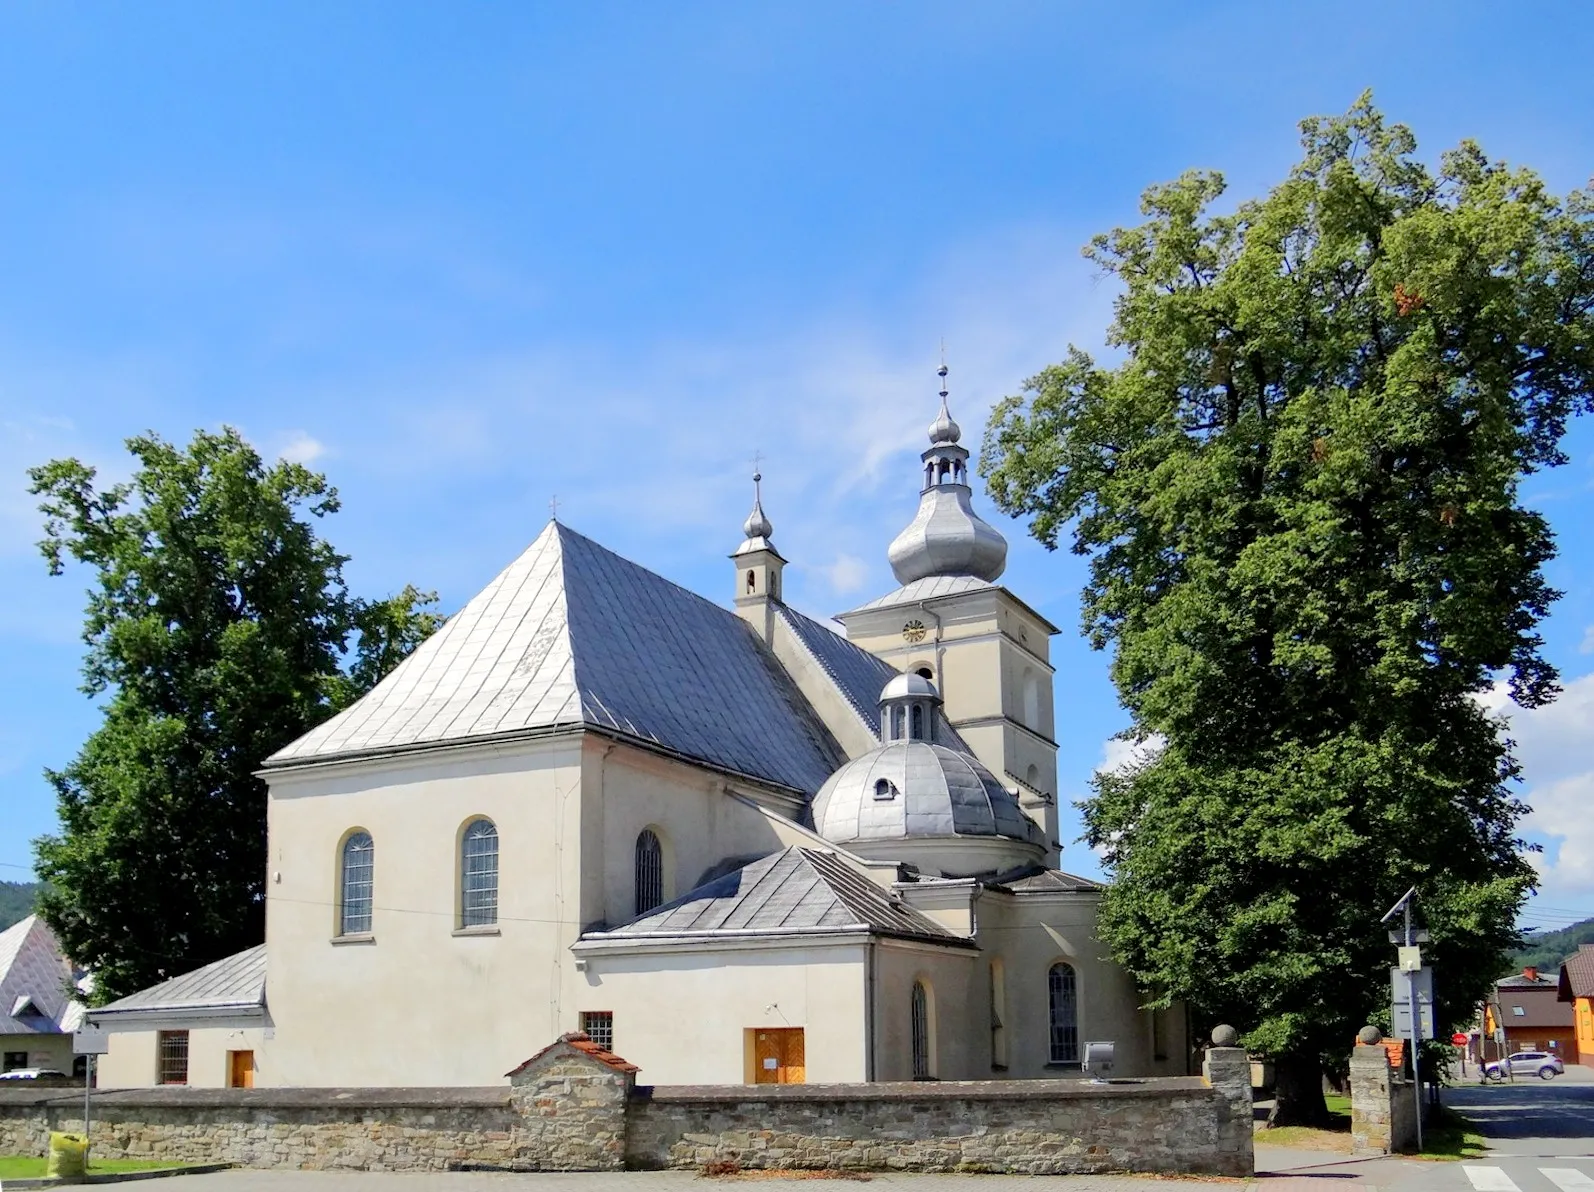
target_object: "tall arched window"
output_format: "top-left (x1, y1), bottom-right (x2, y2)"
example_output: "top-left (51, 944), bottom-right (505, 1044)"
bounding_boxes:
top-left (339, 831), bottom-right (373, 936)
top-left (1048, 962), bottom-right (1079, 1065)
top-left (460, 819), bottom-right (499, 927)
top-left (910, 704), bottom-right (924, 740)
top-left (911, 981), bottom-right (932, 1079)
top-left (635, 829), bottom-right (664, 915)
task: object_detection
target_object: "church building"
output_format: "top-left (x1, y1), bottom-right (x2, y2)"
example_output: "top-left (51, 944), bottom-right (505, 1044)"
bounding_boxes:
top-left (92, 372), bottom-right (1188, 1089)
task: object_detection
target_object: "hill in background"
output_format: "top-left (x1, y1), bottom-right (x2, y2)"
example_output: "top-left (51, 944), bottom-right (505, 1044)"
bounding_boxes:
top-left (0, 881), bottom-right (39, 931)
top-left (1514, 916), bottom-right (1594, 974)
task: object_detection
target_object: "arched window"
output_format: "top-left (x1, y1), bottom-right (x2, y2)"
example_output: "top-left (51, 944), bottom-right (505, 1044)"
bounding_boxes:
top-left (914, 666), bottom-right (934, 682)
top-left (1023, 669), bottom-right (1041, 730)
top-left (892, 706), bottom-right (906, 741)
top-left (746, 569), bottom-right (756, 592)
top-left (339, 831), bottom-right (373, 936)
top-left (635, 829), bottom-right (664, 916)
top-left (873, 778), bottom-right (895, 801)
top-left (989, 959), bottom-right (1008, 1069)
top-left (460, 819), bottom-right (499, 927)
top-left (910, 704), bottom-right (924, 741)
top-left (1048, 962), bottom-right (1079, 1065)
top-left (911, 981), bottom-right (932, 1079)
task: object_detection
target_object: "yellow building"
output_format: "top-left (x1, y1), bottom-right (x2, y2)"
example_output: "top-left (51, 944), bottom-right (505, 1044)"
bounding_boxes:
top-left (92, 380), bottom-right (1185, 1090)
top-left (1559, 944), bottom-right (1594, 1066)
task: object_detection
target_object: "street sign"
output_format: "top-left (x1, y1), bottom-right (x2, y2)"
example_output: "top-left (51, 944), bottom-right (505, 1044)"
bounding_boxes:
top-left (1390, 966), bottom-right (1436, 1040)
top-left (72, 1026), bottom-right (109, 1055)
top-left (1451, 1033), bottom-right (1468, 1046)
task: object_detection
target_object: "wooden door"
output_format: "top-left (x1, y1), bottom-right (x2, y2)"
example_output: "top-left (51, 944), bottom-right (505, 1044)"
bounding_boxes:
top-left (753, 1028), bottom-right (805, 1084)
top-left (228, 1050), bottom-right (254, 1088)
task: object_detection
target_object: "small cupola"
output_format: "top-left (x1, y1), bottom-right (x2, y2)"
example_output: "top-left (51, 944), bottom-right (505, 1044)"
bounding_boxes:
top-left (879, 672), bottom-right (940, 745)
top-left (731, 470), bottom-right (786, 644)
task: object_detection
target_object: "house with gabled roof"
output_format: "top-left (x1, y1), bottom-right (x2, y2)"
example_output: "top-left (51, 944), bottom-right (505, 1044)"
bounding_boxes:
top-left (95, 378), bottom-right (1185, 1089)
top-left (0, 915), bottom-right (84, 1077)
top-left (1558, 944), bottom-right (1594, 1066)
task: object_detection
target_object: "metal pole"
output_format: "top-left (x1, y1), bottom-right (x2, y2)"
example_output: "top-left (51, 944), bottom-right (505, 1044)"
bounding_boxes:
top-left (1406, 901), bottom-right (1423, 1151)
top-left (83, 1053), bottom-right (92, 1145)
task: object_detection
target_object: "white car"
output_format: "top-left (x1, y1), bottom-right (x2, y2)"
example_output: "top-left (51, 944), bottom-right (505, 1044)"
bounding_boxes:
top-left (1483, 1051), bottom-right (1565, 1081)
top-left (0, 1067), bottom-right (68, 1080)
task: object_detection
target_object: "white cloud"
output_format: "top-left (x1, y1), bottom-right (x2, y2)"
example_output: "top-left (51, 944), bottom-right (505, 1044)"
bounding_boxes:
top-left (1488, 671), bottom-right (1594, 906)
top-left (814, 553), bottom-right (869, 596)
top-left (276, 432), bottom-right (327, 465)
top-left (1580, 624), bottom-right (1594, 655)
top-left (1096, 733), bottom-right (1165, 775)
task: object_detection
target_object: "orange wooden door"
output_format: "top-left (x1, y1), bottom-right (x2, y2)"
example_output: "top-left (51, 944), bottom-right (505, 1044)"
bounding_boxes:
top-left (228, 1050), bottom-right (254, 1088)
top-left (753, 1028), bottom-right (805, 1084)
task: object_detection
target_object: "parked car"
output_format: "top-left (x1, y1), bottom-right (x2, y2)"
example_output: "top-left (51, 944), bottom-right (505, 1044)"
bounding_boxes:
top-left (1482, 1051), bottom-right (1565, 1081)
top-left (0, 1068), bottom-right (68, 1081)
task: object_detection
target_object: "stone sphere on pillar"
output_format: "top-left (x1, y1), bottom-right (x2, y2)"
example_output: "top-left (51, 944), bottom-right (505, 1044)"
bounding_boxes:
top-left (1210, 1024), bottom-right (1239, 1047)
top-left (1358, 1025), bottom-right (1382, 1045)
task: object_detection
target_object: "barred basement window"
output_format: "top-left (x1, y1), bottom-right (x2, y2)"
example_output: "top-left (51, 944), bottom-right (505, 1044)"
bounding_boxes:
top-left (460, 819), bottom-right (499, 927)
top-left (157, 1030), bottom-right (189, 1085)
top-left (635, 829), bottom-right (663, 916)
top-left (911, 981), bottom-right (932, 1079)
top-left (1048, 962), bottom-right (1079, 1065)
top-left (579, 1010), bottom-right (614, 1051)
top-left (339, 831), bottom-right (374, 935)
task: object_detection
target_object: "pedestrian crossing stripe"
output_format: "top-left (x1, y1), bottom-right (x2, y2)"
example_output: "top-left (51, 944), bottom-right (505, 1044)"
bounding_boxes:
top-left (1464, 1168), bottom-right (1594, 1192)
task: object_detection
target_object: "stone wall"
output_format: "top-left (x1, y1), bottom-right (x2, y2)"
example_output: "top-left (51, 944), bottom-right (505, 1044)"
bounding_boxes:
top-left (0, 1033), bottom-right (1252, 1177)
top-left (1349, 1039), bottom-right (1423, 1155)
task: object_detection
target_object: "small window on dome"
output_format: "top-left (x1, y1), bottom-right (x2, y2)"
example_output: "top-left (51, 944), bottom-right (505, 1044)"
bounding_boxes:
top-left (873, 778), bottom-right (896, 801)
top-left (910, 705), bottom-right (924, 740)
top-left (915, 666), bottom-right (933, 682)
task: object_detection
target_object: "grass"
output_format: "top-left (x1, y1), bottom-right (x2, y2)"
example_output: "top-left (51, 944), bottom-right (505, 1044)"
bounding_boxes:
top-left (0, 1156), bottom-right (203, 1179)
top-left (1253, 1093), bottom-right (1489, 1163)
top-left (1410, 1107), bottom-right (1490, 1162)
top-left (1254, 1092), bottom-right (1354, 1152)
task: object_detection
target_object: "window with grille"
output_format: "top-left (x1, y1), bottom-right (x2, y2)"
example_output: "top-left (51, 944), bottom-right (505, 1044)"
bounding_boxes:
top-left (340, 831), bottom-right (374, 935)
top-left (460, 819), bottom-right (499, 927)
top-left (635, 829), bottom-right (663, 916)
top-left (1048, 963), bottom-right (1079, 1065)
top-left (157, 1030), bottom-right (189, 1085)
top-left (579, 1010), bottom-right (614, 1051)
top-left (911, 981), bottom-right (931, 1079)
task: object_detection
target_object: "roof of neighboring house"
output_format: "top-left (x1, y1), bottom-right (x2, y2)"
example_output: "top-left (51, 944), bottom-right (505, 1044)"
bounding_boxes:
top-left (266, 523), bottom-right (905, 797)
top-left (0, 916), bottom-right (77, 1037)
top-left (577, 846), bottom-right (971, 948)
top-left (91, 945), bottom-right (266, 1025)
top-left (1494, 977), bottom-right (1575, 1029)
top-left (1560, 944), bottom-right (1594, 1002)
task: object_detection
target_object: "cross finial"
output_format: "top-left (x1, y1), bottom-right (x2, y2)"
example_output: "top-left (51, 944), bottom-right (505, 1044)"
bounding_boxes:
top-left (549, 494), bottom-right (560, 521)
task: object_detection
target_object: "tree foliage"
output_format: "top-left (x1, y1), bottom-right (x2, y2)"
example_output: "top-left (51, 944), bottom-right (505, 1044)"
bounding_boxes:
top-left (983, 97), bottom-right (1594, 1122)
top-left (29, 428), bottom-right (443, 1002)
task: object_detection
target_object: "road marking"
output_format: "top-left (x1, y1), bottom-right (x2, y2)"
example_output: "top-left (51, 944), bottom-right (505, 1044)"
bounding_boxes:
top-left (1541, 1171), bottom-right (1594, 1192)
top-left (1465, 1168), bottom-right (1523, 1192)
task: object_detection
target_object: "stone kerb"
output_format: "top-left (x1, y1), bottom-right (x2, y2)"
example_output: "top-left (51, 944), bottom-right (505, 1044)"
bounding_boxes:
top-left (506, 1031), bottom-right (637, 1171)
top-left (1199, 1026), bottom-right (1254, 1177)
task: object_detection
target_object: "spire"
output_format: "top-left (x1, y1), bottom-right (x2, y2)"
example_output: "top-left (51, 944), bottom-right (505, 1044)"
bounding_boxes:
top-left (742, 471), bottom-right (773, 541)
top-left (885, 360), bottom-right (1008, 585)
top-left (928, 362), bottom-right (961, 445)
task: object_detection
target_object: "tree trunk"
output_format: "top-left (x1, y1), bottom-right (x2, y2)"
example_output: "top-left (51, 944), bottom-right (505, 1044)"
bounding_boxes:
top-left (1269, 1053), bottom-right (1331, 1127)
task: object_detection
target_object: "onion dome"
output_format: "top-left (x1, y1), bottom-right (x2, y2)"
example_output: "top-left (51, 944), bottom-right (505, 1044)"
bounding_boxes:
top-left (886, 364), bottom-right (1007, 585)
top-left (809, 676), bottom-right (1045, 876)
top-left (742, 472), bottom-right (773, 540)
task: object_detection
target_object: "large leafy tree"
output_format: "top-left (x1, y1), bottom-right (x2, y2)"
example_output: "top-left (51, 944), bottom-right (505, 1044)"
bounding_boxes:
top-left (983, 97), bottom-right (1594, 1124)
top-left (29, 428), bottom-right (442, 1002)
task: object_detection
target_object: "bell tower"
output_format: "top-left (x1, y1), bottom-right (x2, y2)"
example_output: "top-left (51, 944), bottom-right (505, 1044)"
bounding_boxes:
top-left (837, 364), bottom-right (1062, 867)
top-left (731, 471), bottom-right (785, 645)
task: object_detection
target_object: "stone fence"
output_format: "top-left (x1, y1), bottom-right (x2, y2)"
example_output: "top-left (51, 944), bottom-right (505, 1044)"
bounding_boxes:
top-left (0, 1032), bottom-right (1253, 1177)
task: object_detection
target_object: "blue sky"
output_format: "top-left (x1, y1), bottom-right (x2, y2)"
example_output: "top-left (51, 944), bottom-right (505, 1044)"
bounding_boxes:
top-left (2, 2), bottom-right (1592, 933)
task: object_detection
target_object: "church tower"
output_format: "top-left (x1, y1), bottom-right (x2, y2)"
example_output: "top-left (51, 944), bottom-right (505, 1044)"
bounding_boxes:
top-left (836, 366), bottom-right (1061, 866)
top-left (731, 471), bottom-right (786, 646)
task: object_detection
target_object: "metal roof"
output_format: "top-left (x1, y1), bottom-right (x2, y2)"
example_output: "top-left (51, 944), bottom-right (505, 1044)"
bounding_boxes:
top-left (838, 574), bottom-right (996, 615)
top-left (1560, 945), bottom-right (1594, 1000)
top-left (92, 945), bottom-right (266, 1020)
top-left (1000, 869), bottom-right (1104, 893)
top-left (0, 916), bottom-right (75, 1036)
top-left (776, 604), bottom-right (896, 729)
top-left (267, 523), bottom-right (853, 794)
top-left (583, 846), bottom-right (966, 946)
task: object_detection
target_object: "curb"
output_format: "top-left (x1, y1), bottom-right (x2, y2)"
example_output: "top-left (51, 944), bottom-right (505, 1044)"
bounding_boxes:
top-left (2, 1163), bottom-right (233, 1189)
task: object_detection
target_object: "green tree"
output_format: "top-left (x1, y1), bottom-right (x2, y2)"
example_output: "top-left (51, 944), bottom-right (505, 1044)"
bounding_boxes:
top-left (29, 428), bottom-right (443, 1003)
top-left (982, 97), bottom-right (1594, 1124)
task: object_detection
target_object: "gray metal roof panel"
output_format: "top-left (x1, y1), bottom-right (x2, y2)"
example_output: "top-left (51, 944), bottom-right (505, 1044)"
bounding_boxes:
top-left (1001, 869), bottom-right (1104, 893)
top-left (838, 575), bottom-right (997, 616)
top-left (0, 916), bottom-right (75, 1035)
top-left (93, 945), bottom-right (267, 1016)
top-left (594, 847), bottom-right (963, 944)
top-left (268, 524), bottom-right (847, 795)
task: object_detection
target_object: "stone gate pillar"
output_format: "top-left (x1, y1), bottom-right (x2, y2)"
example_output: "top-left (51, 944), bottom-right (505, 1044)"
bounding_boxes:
top-left (1201, 1025), bottom-right (1254, 1177)
top-left (1349, 1025), bottom-right (1417, 1155)
top-left (505, 1031), bottom-right (638, 1171)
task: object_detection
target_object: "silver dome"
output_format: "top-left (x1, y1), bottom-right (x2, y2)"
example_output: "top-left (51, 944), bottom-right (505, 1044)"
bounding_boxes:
top-left (928, 396), bottom-right (961, 445)
top-left (811, 741), bottom-right (1046, 861)
top-left (887, 486), bottom-right (1007, 583)
top-left (880, 673), bottom-right (939, 702)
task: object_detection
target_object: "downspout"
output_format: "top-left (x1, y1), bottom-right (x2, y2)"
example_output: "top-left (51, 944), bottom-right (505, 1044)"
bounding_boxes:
top-left (865, 941), bottom-right (877, 1081)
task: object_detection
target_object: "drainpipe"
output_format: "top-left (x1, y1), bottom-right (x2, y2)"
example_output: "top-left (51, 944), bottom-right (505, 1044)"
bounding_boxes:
top-left (865, 942), bottom-right (877, 1081)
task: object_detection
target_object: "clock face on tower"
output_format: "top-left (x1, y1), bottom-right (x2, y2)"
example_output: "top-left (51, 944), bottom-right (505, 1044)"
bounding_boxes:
top-left (902, 619), bottom-right (927, 643)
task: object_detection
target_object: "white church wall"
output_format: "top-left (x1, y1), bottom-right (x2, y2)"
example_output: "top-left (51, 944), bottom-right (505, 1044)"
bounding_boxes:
top-left (262, 735), bottom-right (588, 1087)
top-left (870, 940), bottom-right (981, 1081)
top-left (765, 614), bottom-right (879, 759)
top-left (98, 1025), bottom-right (270, 1089)
top-left (571, 941), bottom-right (868, 1084)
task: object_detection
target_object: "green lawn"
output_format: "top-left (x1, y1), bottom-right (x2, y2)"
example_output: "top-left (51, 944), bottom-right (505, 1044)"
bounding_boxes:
top-left (1255, 1093), bottom-right (1488, 1162)
top-left (0, 1156), bottom-right (201, 1179)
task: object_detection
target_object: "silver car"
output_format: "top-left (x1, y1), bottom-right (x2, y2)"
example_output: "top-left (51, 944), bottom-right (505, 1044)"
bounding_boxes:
top-left (1483, 1051), bottom-right (1566, 1080)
